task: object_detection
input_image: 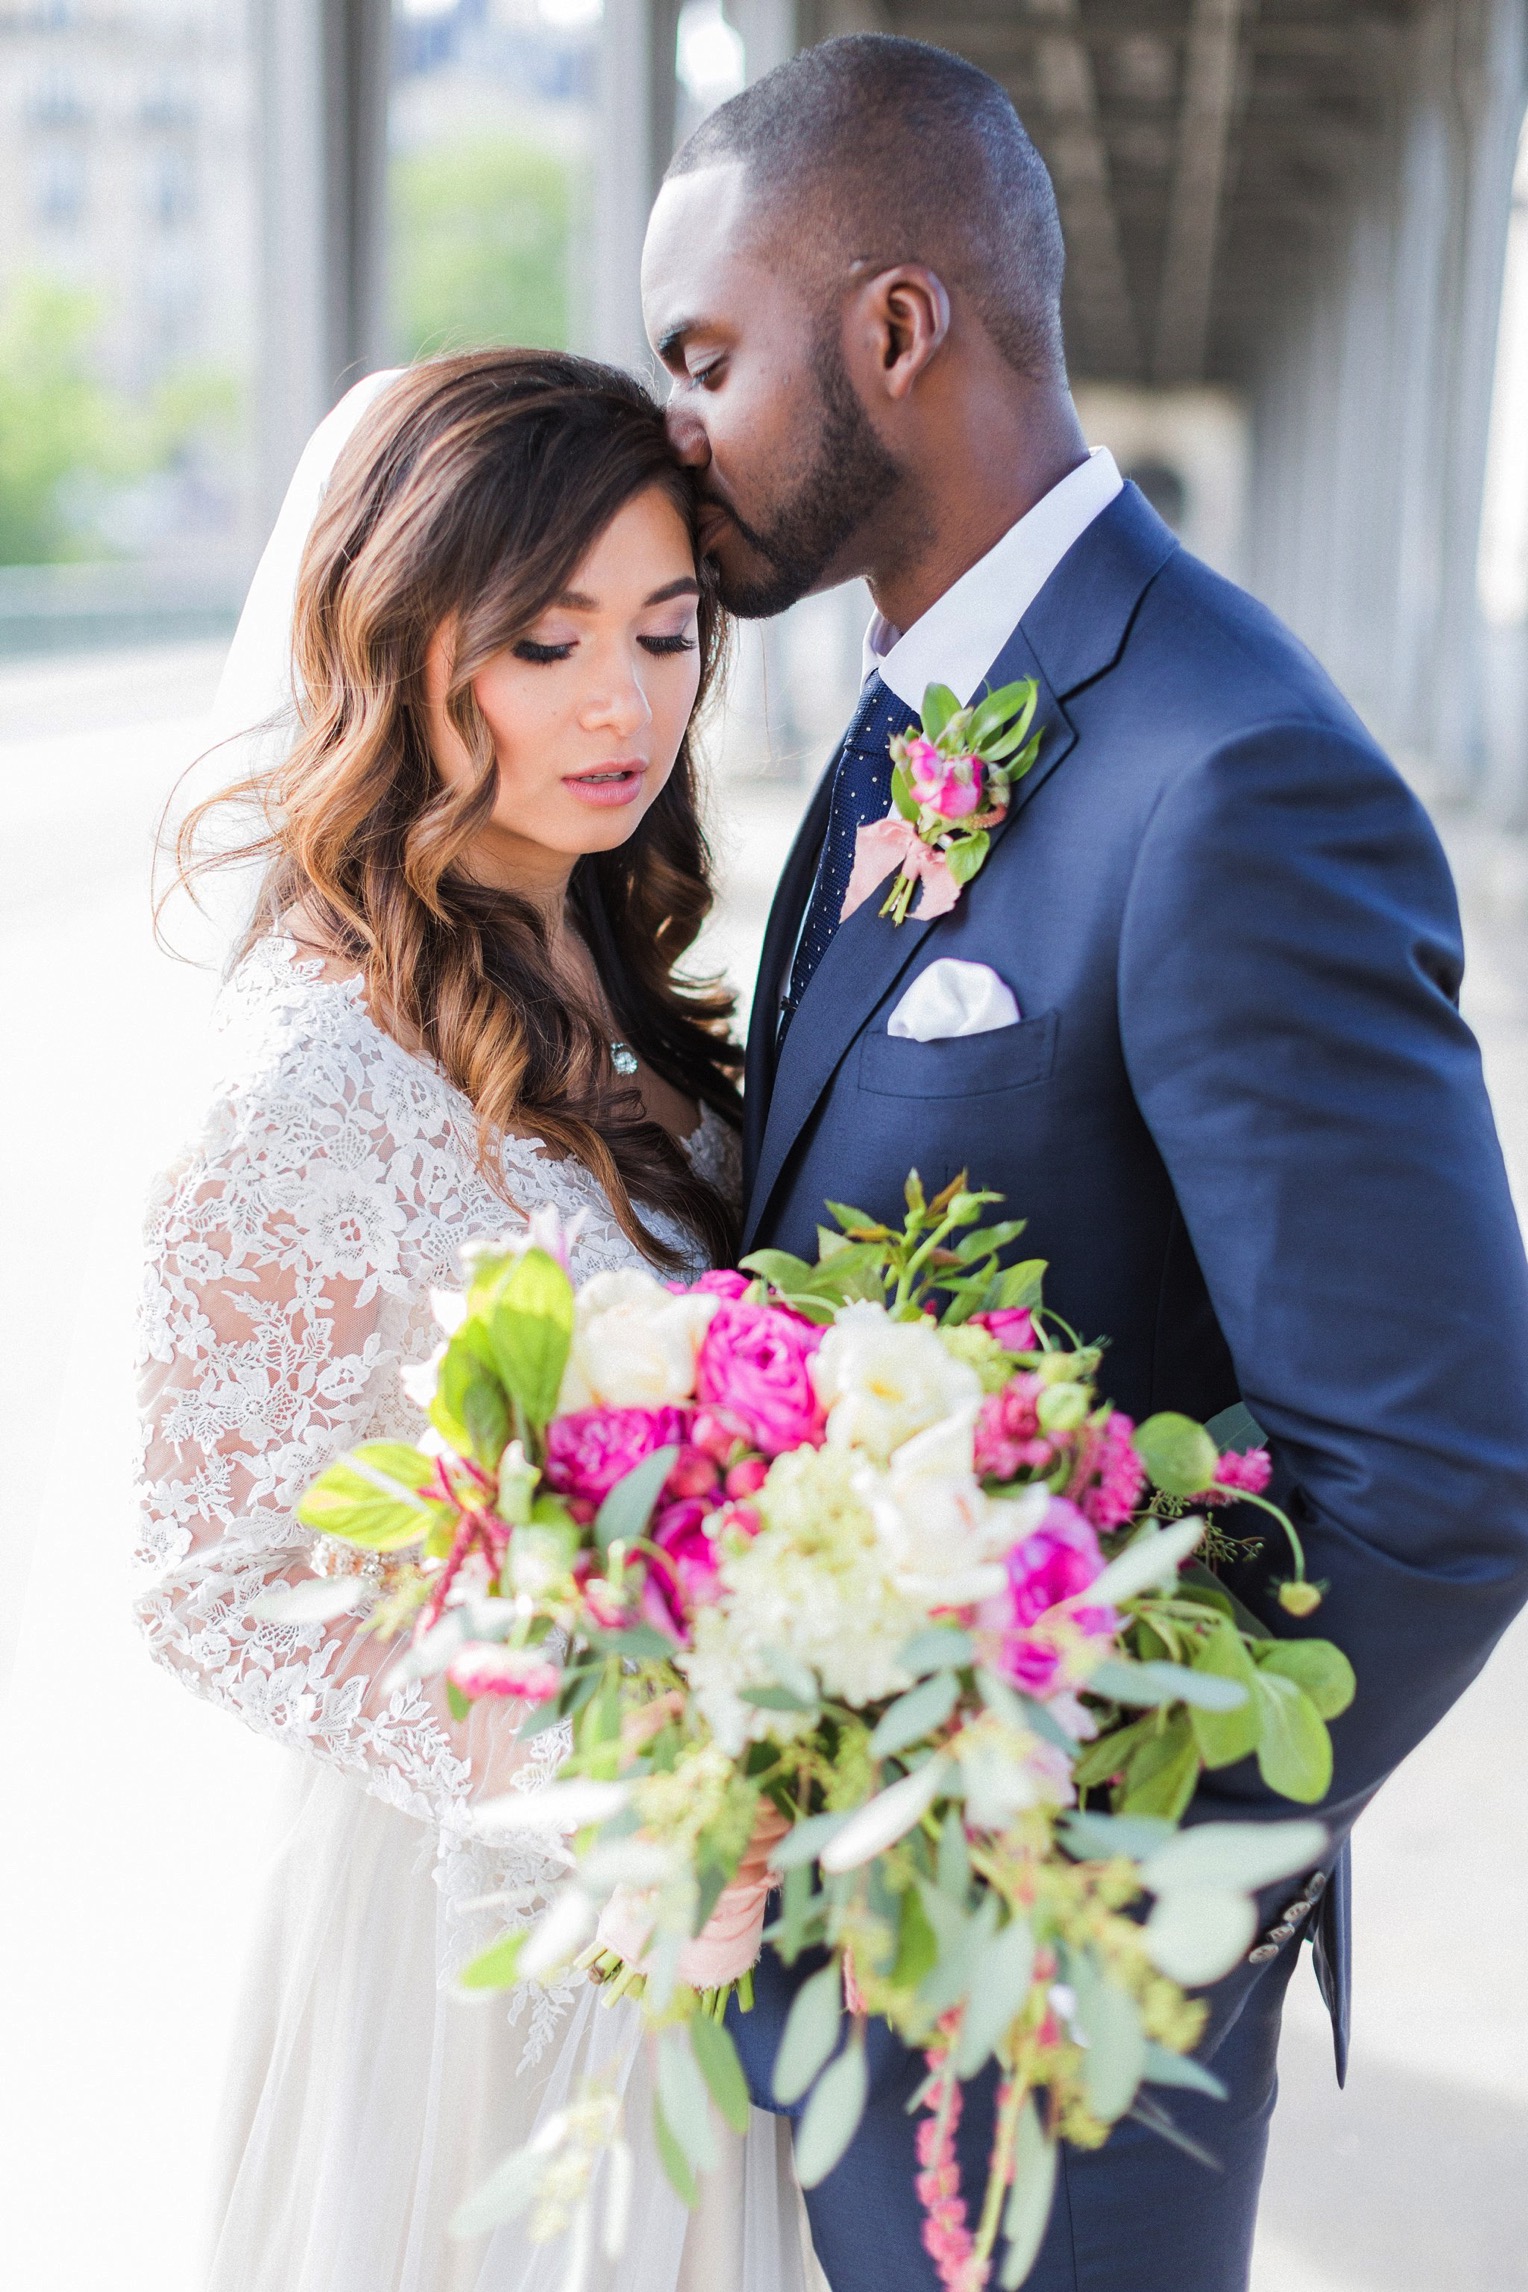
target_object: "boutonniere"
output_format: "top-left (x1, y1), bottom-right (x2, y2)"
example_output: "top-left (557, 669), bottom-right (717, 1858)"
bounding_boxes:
top-left (842, 678), bottom-right (1042, 925)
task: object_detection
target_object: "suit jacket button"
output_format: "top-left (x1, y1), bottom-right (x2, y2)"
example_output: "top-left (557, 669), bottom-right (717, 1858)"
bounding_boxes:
top-left (1307, 1871), bottom-right (1327, 1897)
top-left (1247, 1943), bottom-right (1279, 1963)
top-left (1267, 1923), bottom-right (1296, 1944)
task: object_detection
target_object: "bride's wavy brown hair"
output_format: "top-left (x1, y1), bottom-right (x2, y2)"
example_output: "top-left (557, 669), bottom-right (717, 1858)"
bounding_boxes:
top-left (176, 350), bottom-right (741, 1268)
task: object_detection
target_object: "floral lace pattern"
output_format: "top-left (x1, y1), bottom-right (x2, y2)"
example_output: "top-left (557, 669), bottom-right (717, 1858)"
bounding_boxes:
top-left (135, 937), bottom-right (739, 2033)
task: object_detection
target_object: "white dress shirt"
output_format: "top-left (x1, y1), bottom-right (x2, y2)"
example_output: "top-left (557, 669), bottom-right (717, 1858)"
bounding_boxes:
top-left (862, 446), bottom-right (1123, 707)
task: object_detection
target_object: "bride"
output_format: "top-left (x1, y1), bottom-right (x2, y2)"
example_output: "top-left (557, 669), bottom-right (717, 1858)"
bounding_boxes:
top-left (134, 352), bottom-right (813, 2292)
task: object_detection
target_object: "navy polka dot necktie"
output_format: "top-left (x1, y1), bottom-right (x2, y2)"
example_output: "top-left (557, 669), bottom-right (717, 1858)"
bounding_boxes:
top-left (784, 673), bottom-right (908, 1021)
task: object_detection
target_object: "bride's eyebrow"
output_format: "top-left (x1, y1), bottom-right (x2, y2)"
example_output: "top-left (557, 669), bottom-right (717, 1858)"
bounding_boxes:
top-left (547, 576), bottom-right (699, 612)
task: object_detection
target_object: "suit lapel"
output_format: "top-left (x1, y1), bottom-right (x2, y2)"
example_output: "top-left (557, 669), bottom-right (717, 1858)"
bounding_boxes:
top-left (740, 484), bottom-right (1179, 1247)
top-left (741, 761), bottom-right (836, 1188)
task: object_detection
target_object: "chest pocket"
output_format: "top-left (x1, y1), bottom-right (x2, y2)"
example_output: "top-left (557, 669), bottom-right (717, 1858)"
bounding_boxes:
top-left (856, 1010), bottom-right (1058, 1100)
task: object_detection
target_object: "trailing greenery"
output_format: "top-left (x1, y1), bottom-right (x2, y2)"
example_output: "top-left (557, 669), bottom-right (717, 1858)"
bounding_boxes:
top-left (391, 136), bottom-right (572, 361)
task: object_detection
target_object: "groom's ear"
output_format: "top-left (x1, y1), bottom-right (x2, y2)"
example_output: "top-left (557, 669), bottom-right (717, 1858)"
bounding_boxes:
top-left (845, 265), bottom-right (952, 405)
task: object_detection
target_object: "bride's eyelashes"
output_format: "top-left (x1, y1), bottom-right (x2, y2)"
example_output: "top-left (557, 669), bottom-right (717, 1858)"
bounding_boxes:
top-left (510, 629), bottom-right (698, 665)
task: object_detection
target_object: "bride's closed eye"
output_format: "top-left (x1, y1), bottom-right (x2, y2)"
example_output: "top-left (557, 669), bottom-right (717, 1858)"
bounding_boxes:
top-left (511, 629), bottom-right (698, 664)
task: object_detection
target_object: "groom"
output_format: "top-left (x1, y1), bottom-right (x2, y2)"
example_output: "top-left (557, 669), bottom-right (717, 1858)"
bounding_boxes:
top-left (642, 33), bottom-right (1528, 2292)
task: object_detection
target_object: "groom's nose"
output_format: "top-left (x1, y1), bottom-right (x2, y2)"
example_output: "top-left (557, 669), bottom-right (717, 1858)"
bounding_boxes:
top-left (665, 397), bottom-right (712, 468)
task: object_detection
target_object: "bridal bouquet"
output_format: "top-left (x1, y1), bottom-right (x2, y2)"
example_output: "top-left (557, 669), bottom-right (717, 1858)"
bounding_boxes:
top-left (289, 1175), bottom-right (1352, 2291)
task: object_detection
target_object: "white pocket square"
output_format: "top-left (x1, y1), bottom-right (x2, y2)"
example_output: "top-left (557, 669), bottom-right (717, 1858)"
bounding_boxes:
top-left (886, 959), bottom-right (1021, 1042)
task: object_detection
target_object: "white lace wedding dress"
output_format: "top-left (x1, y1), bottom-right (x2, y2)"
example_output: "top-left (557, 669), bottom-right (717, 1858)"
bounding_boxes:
top-left (133, 934), bottom-right (812, 2292)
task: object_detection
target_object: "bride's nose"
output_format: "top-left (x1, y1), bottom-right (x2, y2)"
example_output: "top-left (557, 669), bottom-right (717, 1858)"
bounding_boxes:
top-left (580, 648), bottom-right (653, 739)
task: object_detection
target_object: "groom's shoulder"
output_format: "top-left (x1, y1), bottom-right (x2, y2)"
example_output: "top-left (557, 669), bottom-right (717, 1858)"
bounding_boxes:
top-left (1115, 540), bottom-right (1376, 757)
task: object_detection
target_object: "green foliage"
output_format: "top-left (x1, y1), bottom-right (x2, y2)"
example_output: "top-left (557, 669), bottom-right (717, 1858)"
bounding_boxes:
top-left (0, 275), bottom-right (238, 564)
top-left (391, 136), bottom-right (572, 360)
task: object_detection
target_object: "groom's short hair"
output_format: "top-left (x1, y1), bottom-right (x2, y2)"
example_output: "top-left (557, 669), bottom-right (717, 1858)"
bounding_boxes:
top-left (667, 34), bottom-right (1066, 384)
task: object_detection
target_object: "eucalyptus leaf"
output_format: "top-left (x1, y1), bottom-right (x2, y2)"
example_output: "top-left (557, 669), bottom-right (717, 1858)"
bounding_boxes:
top-left (772, 1959), bottom-right (843, 2106)
top-left (1254, 1639), bottom-right (1356, 1720)
top-left (459, 1930), bottom-right (525, 1992)
top-left (652, 2093), bottom-right (699, 2208)
top-left (740, 1682), bottom-right (820, 1713)
top-left (891, 1883), bottom-right (938, 1988)
top-left (999, 2098), bottom-right (1058, 2288)
top-left (870, 1669), bottom-right (961, 1758)
top-left (954, 1915), bottom-right (1036, 2078)
top-left (1141, 2040), bottom-right (1228, 2100)
top-left (1140, 1818), bottom-right (1326, 1898)
top-left (1133, 1414), bottom-right (1220, 1499)
top-left (1087, 1657), bottom-right (1248, 1712)
top-left (1058, 1809), bottom-right (1175, 1862)
top-left (1143, 1887), bottom-right (1257, 1984)
top-left (658, 2029), bottom-right (719, 2175)
top-left (818, 1755), bottom-right (951, 1872)
top-left (594, 1445), bottom-right (679, 1554)
top-left (450, 2144), bottom-right (549, 2238)
top-left (899, 1625), bottom-right (975, 1676)
top-left (794, 2036), bottom-right (869, 2188)
top-left (769, 1811), bottom-right (849, 1872)
top-left (252, 1577), bottom-right (367, 1625)
top-left (691, 2013), bottom-right (751, 2136)
top-left (1086, 1517), bottom-right (1206, 1607)
top-left (1075, 1969), bottom-right (1146, 2122)
top-left (1252, 1671), bottom-right (1333, 1803)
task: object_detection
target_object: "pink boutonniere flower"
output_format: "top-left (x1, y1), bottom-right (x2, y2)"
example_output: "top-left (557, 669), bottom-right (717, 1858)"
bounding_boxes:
top-left (842, 677), bottom-right (1043, 926)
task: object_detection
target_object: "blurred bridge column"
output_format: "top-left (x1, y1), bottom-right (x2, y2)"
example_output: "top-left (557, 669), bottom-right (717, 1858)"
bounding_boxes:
top-left (254, 0), bottom-right (392, 518)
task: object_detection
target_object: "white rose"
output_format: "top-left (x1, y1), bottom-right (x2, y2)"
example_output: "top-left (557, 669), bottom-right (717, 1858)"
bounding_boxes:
top-left (861, 1413), bottom-right (1048, 1606)
top-left (558, 1268), bottom-right (718, 1410)
top-left (811, 1301), bottom-right (982, 1464)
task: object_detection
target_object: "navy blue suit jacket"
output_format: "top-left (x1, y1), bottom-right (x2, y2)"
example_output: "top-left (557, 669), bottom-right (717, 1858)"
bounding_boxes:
top-left (742, 485), bottom-right (1528, 2066)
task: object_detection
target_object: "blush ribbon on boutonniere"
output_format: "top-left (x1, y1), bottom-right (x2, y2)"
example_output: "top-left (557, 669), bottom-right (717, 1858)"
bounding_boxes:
top-left (841, 676), bottom-right (1043, 926)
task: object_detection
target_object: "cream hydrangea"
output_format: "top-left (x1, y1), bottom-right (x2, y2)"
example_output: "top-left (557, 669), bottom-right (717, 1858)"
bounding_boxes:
top-left (811, 1301), bottom-right (982, 1463)
top-left (556, 1268), bottom-right (717, 1410)
top-left (858, 1410), bottom-right (1050, 1608)
top-left (680, 1446), bottom-right (925, 1754)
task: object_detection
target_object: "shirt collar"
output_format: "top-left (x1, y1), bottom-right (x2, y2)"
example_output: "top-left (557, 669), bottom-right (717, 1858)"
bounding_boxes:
top-left (862, 447), bottom-right (1123, 709)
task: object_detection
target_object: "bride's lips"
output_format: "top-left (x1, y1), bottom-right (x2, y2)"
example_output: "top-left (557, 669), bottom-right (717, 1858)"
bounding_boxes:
top-left (563, 760), bottom-right (649, 809)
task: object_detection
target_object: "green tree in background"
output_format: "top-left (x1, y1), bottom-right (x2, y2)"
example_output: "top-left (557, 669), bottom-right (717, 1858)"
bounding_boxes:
top-left (0, 275), bottom-right (241, 566)
top-left (0, 279), bottom-right (119, 564)
top-left (392, 137), bottom-right (571, 359)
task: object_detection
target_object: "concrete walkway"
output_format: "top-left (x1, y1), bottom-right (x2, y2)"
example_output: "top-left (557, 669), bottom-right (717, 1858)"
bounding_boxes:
top-left (2, 647), bottom-right (1524, 2291)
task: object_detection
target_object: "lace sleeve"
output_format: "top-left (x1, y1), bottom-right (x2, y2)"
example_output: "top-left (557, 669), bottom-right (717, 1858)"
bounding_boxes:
top-left (132, 1073), bottom-right (550, 1831)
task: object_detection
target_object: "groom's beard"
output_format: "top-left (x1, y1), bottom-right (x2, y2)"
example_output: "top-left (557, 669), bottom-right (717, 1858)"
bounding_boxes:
top-left (708, 337), bottom-right (903, 619)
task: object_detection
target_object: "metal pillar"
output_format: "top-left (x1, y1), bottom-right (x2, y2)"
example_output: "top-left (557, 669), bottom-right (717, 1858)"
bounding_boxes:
top-left (255, 0), bottom-right (392, 518)
top-left (593, 0), bottom-right (685, 374)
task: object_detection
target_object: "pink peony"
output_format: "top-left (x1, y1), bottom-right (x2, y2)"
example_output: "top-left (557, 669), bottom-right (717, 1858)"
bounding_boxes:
top-left (996, 1498), bottom-right (1116, 1696)
top-left (970, 1307), bottom-right (1037, 1352)
top-left (694, 1301), bottom-right (826, 1457)
top-left (907, 737), bottom-right (984, 821)
top-left (973, 1374), bottom-right (1054, 1481)
top-left (689, 1268), bottom-right (752, 1300)
top-left (642, 1498), bottom-right (725, 1636)
top-left (446, 1642), bottom-right (562, 1703)
top-left (543, 1404), bottom-right (689, 1508)
top-left (1077, 1411), bottom-right (1147, 1531)
top-left (1007, 1500), bottom-right (1105, 1626)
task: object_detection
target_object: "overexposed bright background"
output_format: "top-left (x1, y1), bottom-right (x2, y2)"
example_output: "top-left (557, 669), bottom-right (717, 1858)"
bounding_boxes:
top-left (5, 1), bottom-right (1528, 2289)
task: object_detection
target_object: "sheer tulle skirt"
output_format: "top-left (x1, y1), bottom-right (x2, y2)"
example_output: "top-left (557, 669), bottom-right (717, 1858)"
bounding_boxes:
top-left (205, 1759), bottom-right (818, 2292)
